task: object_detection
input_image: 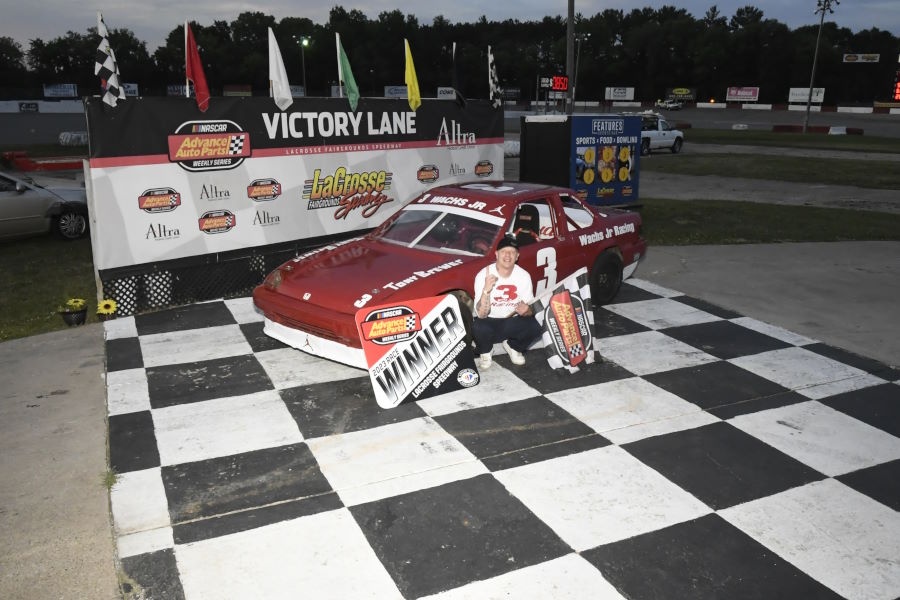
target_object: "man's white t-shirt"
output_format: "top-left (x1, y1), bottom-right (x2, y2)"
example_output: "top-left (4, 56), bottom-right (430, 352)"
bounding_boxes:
top-left (474, 264), bottom-right (535, 318)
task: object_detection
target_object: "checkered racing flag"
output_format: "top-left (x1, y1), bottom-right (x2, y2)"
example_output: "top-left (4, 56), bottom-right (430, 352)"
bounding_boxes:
top-left (487, 45), bottom-right (502, 108)
top-left (228, 135), bottom-right (246, 155)
top-left (94, 12), bottom-right (125, 108)
top-left (531, 267), bottom-right (596, 373)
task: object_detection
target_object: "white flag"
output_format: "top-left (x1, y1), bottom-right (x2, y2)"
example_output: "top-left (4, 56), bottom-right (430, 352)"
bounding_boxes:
top-left (268, 28), bottom-right (293, 111)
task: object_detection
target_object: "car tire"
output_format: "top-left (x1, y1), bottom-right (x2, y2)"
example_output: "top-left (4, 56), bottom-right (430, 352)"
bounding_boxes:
top-left (671, 138), bottom-right (683, 154)
top-left (590, 251), bottom-right (623, 306)
top-left (641, 139), bottom-right (650, 156)
top-left (54, 211), bottom-right (87, 240)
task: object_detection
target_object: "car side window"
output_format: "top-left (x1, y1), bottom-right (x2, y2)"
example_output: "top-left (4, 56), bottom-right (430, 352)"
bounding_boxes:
top-left (559, 195), bottom-right (594, 231)
top-left (0, 176), bottom-right (16, 193)
top-left (509, 199), bottom-right (555, 246)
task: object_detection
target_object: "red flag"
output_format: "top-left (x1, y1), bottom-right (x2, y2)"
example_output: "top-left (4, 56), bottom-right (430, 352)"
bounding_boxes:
top-left (185, 23), bottom-right (210, 112)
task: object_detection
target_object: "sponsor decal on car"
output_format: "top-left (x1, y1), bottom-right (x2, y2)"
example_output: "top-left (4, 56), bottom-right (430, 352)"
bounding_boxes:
top-left (138, 187), bottom-right (181, 213)
top-left (474, 160), bottom-right (494, 177)
top-left (302, 166), bottom-right (394, 220)
top-left (168, 120), bottom-right (250, 172)
top-left (247, 178), bottom-right (282, 201)
top-left (417, 165), bottom-right (439, 183)
top-left (381, 258), bottom-right (463, 291)
top-left (198, 209), bottom-right (236, 234)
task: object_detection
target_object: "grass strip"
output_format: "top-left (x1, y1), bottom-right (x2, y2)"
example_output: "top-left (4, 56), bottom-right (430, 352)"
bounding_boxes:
top-left (684, 128), bottom-right (900, 154)
top-left (640, 197), bottom-right (900, 246)
top-left (641, 153), bottom-right (900, 189)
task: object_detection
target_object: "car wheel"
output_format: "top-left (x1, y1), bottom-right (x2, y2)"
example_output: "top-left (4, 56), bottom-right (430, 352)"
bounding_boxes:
top-left (448, 290), bottom-right (474, 342)
top-left (590, 251), bottom-right (623, 306)
top-left (640, 139), bottom-right (650, 156)
top-left (54, 211), bottom-right (87, 240)
top-left (671, 138), bottom-right (683, 154)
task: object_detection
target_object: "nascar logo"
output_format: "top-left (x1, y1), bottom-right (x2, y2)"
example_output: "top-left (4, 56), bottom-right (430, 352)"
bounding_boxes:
top-left (138, 187), bottom-right (181, 213)
top-left (198, 209), bottom-right (236, 234)
top-left (247, 178), bottom-right (282, 201)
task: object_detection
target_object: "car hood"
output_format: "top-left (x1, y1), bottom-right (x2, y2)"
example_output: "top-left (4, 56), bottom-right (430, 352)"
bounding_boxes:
top-left (47, 186), bottom-right (87, 204)
top-left (274, 237), bottom-right (479, 311)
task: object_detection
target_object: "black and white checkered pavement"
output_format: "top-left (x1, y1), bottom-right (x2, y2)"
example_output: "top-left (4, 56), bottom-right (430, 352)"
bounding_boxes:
top-left (104, 278), bottom-right (900, 600)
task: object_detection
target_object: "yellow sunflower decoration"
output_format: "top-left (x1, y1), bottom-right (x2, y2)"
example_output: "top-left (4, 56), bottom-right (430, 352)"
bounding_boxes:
top-left (619, 166), bottom-right (630, 181)
top-left (97, 299), bottom-right (118, 316)
top-left (619, 146), bottom-right (631, 163)
top-left (583, 147), bottom-right (596, 164)
top-left (601, 167), bottom-right (614, 183)
top-left (583, 168), bottom-right (595, 184)
top-left (602, 146), bottom-right (615, 163)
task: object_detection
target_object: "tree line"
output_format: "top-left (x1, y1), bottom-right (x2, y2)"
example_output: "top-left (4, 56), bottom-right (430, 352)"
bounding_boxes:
top-left (1, 5), bottom-right (898, 104)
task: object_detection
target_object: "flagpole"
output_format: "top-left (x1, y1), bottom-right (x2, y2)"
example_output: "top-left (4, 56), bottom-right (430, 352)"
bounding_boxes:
top-left (184, 21), bottom-right (189, 98)
top-left (335, 33), bottom-right (344, 98)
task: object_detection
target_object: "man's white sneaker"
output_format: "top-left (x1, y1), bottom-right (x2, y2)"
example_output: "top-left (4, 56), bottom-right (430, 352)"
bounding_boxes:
top-left (479, 353), bottom-right (492, 370)
top-left (503, 341), bottom-right (526, 366)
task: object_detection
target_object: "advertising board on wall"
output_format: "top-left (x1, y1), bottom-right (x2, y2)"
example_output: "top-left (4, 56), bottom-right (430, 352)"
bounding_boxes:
top-left (43, 83), bottom-right (78, 98)
top-left (726, 86), bottom-right (759, 102)
top-left (84, 97), bottom-right (504, 277)
top-left (842, 54), bottom-right (880, 63)
top-left (789, 87), bottom-right (825, 103)
top-left (569, 114), bottom-right (641, 205)
top-left (604, 87), bottom-right (635, 101)
top-left (665, 87), bottom-right (696, 101)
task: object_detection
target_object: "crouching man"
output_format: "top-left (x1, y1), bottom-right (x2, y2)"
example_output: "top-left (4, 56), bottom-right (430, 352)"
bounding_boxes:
top-left (472, 235), bottom-right (542, 369)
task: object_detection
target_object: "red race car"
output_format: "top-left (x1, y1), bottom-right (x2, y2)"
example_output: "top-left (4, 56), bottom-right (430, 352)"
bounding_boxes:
top-left (253, 181), bottom-right (646, 368)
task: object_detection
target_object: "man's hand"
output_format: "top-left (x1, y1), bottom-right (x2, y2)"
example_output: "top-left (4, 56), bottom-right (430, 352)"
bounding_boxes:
top-left (484, 273), bottom-right (498, 292)
top-left (514, 300), bottom-right (531, 317)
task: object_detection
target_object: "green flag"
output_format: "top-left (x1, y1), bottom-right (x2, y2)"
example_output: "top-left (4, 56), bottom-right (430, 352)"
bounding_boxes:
top-left (336, 33), bottom-right (359, 112)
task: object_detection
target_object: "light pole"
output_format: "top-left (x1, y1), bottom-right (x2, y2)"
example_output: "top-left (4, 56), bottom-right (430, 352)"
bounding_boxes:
top-left (297, 36), bottom-right (310, 96)
top-left (573, 33), bottom-right (591, 104)
top-left (803, 0), bottom-right (839, 133)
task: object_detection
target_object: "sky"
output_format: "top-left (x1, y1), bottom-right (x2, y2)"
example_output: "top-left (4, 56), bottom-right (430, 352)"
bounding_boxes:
top-left (3, 0), bottom-right (899, 52)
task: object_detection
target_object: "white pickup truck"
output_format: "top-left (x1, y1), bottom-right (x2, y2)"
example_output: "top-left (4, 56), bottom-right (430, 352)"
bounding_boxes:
top-left (627, 111), bottom-right (685, 156)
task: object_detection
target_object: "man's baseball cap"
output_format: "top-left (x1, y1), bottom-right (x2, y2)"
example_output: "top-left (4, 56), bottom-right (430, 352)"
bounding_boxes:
top-left (497, 235), bottom-right (519, 251)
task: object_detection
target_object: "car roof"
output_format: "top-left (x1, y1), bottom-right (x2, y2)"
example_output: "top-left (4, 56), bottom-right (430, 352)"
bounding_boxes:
top-left (419, 181), bottom-right (571, 207)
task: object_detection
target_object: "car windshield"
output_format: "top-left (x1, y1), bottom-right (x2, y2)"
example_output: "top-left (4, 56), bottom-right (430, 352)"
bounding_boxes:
top-left (376, 206), bottom-right (503, 256)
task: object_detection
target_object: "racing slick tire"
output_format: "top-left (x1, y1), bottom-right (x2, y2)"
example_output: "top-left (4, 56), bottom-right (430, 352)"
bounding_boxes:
top-left (640, 138), bottom-right (651, 156)
top-left (671, 138), bottom-right (683, 154)
top-left (590, 251), bottom-right (624, 306)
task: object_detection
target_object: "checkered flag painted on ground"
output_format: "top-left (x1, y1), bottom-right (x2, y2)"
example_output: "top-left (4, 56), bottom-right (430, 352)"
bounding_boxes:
top-left (94, 12), bottom-right (125, 108)
top-left (531, 267), bottom-right (596, 373)
top-left (487, 46), bottom-right (502, 108)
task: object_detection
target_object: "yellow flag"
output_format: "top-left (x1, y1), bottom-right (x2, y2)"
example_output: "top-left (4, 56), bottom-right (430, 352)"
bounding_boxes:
top-left (404, 39), bottom-right (421, 112)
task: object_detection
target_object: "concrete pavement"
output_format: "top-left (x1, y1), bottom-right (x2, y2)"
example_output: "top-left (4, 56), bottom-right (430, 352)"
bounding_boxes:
top-left (0, 324), bottom-right (119, 600)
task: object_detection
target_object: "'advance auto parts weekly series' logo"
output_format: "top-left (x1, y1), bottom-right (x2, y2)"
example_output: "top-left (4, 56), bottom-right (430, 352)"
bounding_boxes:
top-left (168, 120), bottom-right (251, 172)
top-left (138, 187), bottom-right (181, 213)
top-left (247, 178), bottom-right (281, 202)
top-left (198, 209), bottom-right (236, 234)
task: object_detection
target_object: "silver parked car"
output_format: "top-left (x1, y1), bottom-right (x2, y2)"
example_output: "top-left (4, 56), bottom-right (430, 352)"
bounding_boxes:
top-left (0, 171), bottom-right (88, 240)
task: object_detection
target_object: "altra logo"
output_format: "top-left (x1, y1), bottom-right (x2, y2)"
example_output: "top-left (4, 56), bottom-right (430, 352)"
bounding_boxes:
top-left (168, 120), bottom-right (250, 172)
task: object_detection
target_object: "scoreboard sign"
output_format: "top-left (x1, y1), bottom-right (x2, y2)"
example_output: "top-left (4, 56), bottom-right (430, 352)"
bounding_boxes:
top-left (540, 76), bottom-right (569, 91)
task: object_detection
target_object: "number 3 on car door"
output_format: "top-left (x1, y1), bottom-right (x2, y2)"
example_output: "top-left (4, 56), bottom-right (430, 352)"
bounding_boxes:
top-left (534, 247), bottom-right (557, 296)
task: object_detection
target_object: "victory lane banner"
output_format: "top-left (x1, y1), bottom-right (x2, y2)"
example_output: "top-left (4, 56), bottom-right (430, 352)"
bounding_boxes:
top-left (531, 267), bottom-right (595, 373)
top-left (356, 295), bottom-right (479, 409)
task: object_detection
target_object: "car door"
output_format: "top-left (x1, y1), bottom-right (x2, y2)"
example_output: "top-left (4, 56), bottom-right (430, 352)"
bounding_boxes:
top-left (506, 198), bottom-right (560, 299)
top-left (553, 193), bottom-right (598, 278)
top-left (0, 174), bottom-right (50, 239)
top-left (655, 119), bottom-right (672, 150)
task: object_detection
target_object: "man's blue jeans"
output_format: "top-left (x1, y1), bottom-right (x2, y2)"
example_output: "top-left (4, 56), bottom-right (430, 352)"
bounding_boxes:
top-left (472, 315), bottom-right (542, 355)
